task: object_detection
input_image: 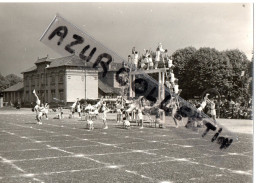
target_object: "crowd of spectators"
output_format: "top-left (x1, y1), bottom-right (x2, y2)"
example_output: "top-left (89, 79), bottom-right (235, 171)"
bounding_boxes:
top-left (188, 98), bottom-right (253, 120)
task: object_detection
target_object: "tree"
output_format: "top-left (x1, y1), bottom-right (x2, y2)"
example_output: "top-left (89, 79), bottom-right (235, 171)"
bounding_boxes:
top-left (171, 47), bottom-right (197, 77)
top-left (224, 49), bottom-right (251, 101)
top-left (171, 47), bottom-right (197, 98)
top-left (5, 74), bottom-right (23, 86)
top-left (0, 73), bottom-right (22, 91)
top-left (0, 73), bottom-right (9, 91)
top-left (182, 47), bottom-right (232, 99)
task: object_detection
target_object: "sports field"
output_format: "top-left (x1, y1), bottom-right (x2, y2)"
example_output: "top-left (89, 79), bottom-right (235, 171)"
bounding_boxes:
top-left (0, 108), bottom-right (253, 183)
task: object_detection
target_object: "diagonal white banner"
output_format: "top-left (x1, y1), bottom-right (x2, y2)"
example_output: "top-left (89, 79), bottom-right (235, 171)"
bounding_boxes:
top-left (40, 14), bottom-right (124, 65)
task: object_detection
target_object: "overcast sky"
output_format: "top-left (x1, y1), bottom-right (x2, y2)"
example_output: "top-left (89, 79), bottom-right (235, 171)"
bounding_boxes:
top-left (0, 2), bottom-right (253, 77)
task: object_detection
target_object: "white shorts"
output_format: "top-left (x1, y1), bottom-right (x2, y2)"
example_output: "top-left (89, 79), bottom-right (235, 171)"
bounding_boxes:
top-left (87, 120), bottom-right (93, 125)
top-left (211, 110), bottom-right (216, 116)
top-left (138, 114), bottom-right (143, 120)
top-left (36, 100), bottom-right (41, 105)
top-left (37, 112), bottom-right (43, 118)
top-left (124, 120), bottom-right (130, 127)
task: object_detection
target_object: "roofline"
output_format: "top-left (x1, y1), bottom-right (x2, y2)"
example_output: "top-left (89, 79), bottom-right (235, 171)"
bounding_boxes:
top-left (21, 69), bottom-right (37, 74)
top-left (46, 65), bottom-right (98, 70)
top-left (2, 82), bottom-right (24, 92)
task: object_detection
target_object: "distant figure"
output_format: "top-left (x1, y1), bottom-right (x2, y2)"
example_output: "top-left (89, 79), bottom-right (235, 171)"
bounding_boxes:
top-left (32, 89), bottom-right (40, 106)
top-left (57, 106), bottom-right (63, 119)
top-left (137, 108), bottom-right (144, 129)
top-left (36, 103), bottom-right (45, 124)
top-left (155, 108), bottom-right (165, 128)
top-left (169, 70), bottom-right (176, 89)
top-left (86, 120), bottom-right (94, 130)
top-left (167, 56), bottom-right (173, 68)
top-left (208, 98), bottom-right (217, 125)
top-left (148, 55), bottom-right (154, 70)
top-left (123, 117), bottom-right (131, 129)
top-left (102, 102), bottom-right (109, 129)
top-left (70, 100), bottom-right (77, 118)
top-left (155, 43), bottom-right (167, 69)
top-left (116, 101), bottom-right (123, 123)
top-left (174, 79), bottom-right (179, 94)
top-left (197, 93), bottom-right (209, 113)
top-left (76, 99), bottom-right (81, 118)
top-left (16, 100), bottom-right (21, 109)
top-left (132, 47), bottom-right (139, 70)
top-left (170, 97), bottom-right (181, 128)
top-left (127, 55), bottom-right (132, 67)
top-left (42, 103), bottom-right (49, 120)
top-left (143, 49), bottom-right (151, 70)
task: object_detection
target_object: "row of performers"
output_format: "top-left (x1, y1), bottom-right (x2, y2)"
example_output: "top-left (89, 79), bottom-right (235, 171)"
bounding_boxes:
top-left (128, 43), bottom-right (172, 70)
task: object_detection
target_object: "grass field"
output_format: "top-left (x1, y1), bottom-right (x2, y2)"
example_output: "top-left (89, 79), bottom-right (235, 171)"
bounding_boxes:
top-left (0, 108), bottom-right (253, 183)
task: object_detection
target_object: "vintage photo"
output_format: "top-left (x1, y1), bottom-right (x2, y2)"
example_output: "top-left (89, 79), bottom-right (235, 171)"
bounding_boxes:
top-left (0, 2), bottom-right (254, 183)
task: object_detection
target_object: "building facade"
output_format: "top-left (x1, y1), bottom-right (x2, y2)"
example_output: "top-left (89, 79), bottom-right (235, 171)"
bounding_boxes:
top-left (22, 55), bottom-right (99, 105)
top-left (2, 82), bottom-right (23, 106)
top-left (2, 55), bottom-right (123, 107)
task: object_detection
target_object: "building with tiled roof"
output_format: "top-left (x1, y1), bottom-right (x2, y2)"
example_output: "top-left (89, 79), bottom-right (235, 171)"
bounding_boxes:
top-left (2, 82), bottom-right (24, 106)
top-left (3, 82), bottom-right (23, 92)
top-left (20, 54), bottom-right (122, 105)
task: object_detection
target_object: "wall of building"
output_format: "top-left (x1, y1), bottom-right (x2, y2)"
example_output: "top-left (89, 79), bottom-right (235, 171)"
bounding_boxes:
top-left (65, 69), bottom-right (98, 102)
top-left (99, 71), bottom-right (122, 88)
top-left (3, 91), bottom-right (23, 106)
top-left (0, 97), bottom-right (3, 108)
top-left (22, 63), bottom-right (99, 105)
top-left (23, 64), bottom-right (66, 105)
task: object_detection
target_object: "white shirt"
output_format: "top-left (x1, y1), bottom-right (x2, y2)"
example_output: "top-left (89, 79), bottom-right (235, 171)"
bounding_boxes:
top-left (174, 85), bottom-right (179, 94)
top-left (168, 59), bottom-right (172, 68)
top-left (170, 73), bottom-right (175, 83)
top-left (133, 53), bottom-right (139, 65)
top-left (148, 57), bottom-right (153, 65)
top-left (201, 101), bottom-right (207, 109)
top-left (155, 50), bottom-right (160, 62)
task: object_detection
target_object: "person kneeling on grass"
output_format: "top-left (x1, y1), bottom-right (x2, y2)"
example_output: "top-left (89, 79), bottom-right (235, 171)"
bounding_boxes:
top-left (123, 117), bottom-right (131, 129)
top-left (86, 119), bottom-right (94, 130)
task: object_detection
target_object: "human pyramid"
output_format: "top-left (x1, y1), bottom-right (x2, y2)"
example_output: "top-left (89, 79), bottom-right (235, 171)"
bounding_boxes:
top-left (125, 43), bottom-right (218, 129)
top-left (130, 43), bottom-right (171, 70)
top-left (128, 43), bottom-right (180, 96)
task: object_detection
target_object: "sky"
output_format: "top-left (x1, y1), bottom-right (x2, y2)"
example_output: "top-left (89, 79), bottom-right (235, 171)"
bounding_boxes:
top-left (0, 2), bottom-right (254, 77)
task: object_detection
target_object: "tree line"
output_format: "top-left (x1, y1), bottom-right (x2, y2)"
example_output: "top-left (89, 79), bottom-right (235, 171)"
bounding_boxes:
top-left (169, 47), bottom-right (252, 102)
top-left (0, 73), bottom-right (23, 92)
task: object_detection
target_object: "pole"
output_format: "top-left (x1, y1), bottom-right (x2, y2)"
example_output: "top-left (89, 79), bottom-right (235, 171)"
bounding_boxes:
top-left (85, 62), bottom-right (87, 100)
top-left (158, 71), bottom-right (161, 101)
top-left (44, 67), bottom-right (46, 104)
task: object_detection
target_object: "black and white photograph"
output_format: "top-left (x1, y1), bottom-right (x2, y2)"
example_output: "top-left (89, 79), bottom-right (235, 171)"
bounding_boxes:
top-left (0, 2), bottom-right (255, 183)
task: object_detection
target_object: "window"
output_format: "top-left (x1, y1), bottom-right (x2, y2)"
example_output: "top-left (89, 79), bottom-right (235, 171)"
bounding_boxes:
top-left (59, 74), bottom-right (63, 83)
top-left (45, 90), bottom-right (48, 102)
top-left (51, 90), bottom-right (55, 100)
top-left (59, 89), bottom-right (64, 100)
top-left (26, 91), bottom-right (29, 101)
top-left (36, 75), bottom-right (40, 86)
top-left (41, 74), bottom-right (44, 84)
top-left (51, 73), bottom-right (55, 84)
top-left (31, 75), bottom-right (35, 86)
top-left (25, 76), bottom-right (29, 86)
